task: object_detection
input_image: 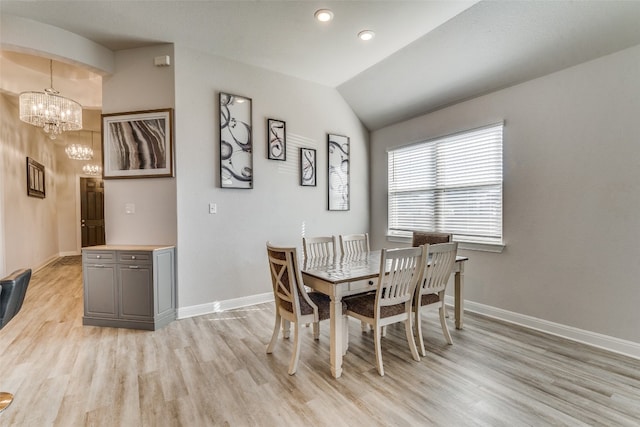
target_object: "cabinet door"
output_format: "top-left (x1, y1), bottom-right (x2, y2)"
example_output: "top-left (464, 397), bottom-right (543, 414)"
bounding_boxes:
top-left (84, 264), bottom-right (118, 317)
top-left (118, 264), bottom-right (153, 319)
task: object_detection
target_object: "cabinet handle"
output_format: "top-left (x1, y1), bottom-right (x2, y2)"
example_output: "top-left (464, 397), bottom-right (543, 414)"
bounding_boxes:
top-left (129, 266), bottom-right (140, 269)
top-left (131, 256), bottom-right (136, 260)
top-left (96, 255), bottom-right (101, 259)
top-left (94, 264), bottom-right (105, 268)
top-left (368, 280), bottom-right (374, 285)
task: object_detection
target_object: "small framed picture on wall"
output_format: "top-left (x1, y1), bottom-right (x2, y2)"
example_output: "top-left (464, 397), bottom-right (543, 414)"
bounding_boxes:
top-left (300, 148), bottom-right (316, 186)
top-left (26, 157), bottom-right (45, 198)
top-left (267, 118), bottom-right (286, 161)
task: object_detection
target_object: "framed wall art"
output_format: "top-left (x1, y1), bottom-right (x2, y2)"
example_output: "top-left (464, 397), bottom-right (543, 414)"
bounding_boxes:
top-left (267, 118), bottom-right (286, 161)
top-left (300, 148), bottom-right (316, 187)
top-left (220, 92), bottom-right (253, 189)
top-left (26, 157), bottom-right (45, 198)
top-left (102, 108), bottom-right (174, 179)
top-left (328, 133), bottom-right (350, 211)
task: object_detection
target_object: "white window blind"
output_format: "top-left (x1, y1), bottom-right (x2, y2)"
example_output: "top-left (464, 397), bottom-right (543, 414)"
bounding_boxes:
top-left (387, 123), bottom-right (503, 244)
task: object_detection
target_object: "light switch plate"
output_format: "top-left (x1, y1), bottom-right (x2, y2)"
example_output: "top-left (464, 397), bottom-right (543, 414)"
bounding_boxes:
top-left (209, 203), bottom-right (217, 214)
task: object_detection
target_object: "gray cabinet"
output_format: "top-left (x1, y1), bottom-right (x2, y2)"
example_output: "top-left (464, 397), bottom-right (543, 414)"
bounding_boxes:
top-left (82, 245), bottom-right (176, 330)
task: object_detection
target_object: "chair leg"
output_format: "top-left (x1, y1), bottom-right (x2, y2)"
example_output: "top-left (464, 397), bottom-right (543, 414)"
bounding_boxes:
top-left (415, 308), bottom-right (426, 357)
top-left (439, 305), bottom-right (453, 345)
top-left (313, 322), bottom-right (320, 340)
top-left (282, 319), bottom-right (290, 339)
top-left (267, 312), bottom-right (281, 353)
top-left (0, 392), bottom-right (14, 413)
top-left (374, 323), bottom-right (384, 376)
top-left (288, 322), bottom-right (301, 375)
top-left (405, 316), bottom-right (420, 362)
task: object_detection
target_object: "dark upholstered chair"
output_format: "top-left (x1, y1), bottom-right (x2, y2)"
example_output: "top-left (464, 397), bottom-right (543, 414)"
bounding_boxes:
top-left (344, 247), bottom-right (424, 376)
top-left (411, 231), bottom-right (452, 247)
top-left (414, 242), bottom-right (458, 356)
top-left (265, 243), bottom-right (346, 375)
top-left (0, 268), bottom-right (32, 413)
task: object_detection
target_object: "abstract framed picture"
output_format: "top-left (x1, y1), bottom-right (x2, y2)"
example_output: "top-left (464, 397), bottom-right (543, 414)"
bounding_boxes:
top-left (267, 118), bottom-right (286, 161)
top-left (300, 148), bottom-right (316, 187)
top-left (220, 92), bottom-right (253, 189)
top-left (328, 134), bottom-right (350, 211)
top-left (26, 157), bottom-right (45, 198)
top-left (102, 108), bottom-right (173, 179)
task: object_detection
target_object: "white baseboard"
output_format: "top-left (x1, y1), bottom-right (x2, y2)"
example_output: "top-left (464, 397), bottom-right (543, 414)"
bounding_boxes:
top-left (176, 292), bottom-right (640, 361)
top-left (177, 292), bottom-right (273, 319)
top-left (35, 255), bottom-right (61, 272)
top-left (60, 251), bottom-right (80, 257)
top-left (446, 296), bottom-right (640, 360)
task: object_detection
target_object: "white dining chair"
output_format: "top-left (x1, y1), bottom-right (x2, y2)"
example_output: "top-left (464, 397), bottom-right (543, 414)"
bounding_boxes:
top-left (266, 242), bottom-right (347, 375)
top-left (413, 242), bottom-right (458, 356)
top-left (339, 233), bottom-right (370, 257)
top-left (302, 236), bottom-right (337, 259)
top-left (344, 246), bottom-right (424, 376)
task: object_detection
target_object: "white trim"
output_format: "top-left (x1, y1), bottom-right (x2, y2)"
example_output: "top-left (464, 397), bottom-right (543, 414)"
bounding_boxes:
top-left (446, 296), bottom-right (640, 360)
top-left (177, 292), bottom-right (273, 319)
top-left (34, 255), bottom-right (60, 272)
top-left (59, 251), bottom-right (80, 257)
top-left (176, 291), bottom-right (640, 361)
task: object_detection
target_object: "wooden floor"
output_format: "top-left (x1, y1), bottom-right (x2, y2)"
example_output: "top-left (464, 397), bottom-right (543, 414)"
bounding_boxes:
top-left (1, 257), bottom-right (640, 426)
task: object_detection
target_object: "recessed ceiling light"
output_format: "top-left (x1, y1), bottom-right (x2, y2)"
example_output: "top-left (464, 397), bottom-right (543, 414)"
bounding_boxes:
top-left (314, 9), bottom-right (334, 22)
top-left (358, 30), bottom-right (375, 41)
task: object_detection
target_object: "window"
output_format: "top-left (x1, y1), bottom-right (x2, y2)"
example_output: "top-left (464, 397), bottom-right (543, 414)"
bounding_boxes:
top-left (387, 123), bottom-right (503, 245)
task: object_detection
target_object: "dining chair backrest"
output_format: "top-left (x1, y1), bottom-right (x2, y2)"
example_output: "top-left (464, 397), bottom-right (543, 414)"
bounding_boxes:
top-left (339, 233), bottom-right (370, 257)
top-left (419, 242), bottom-right (458, 295)
top-left (411, 231), bottom-right (452, 247)
top-left (376, 246), bottom-right (425, 309)
top-left (266, 243), bottom-right (317, 319)
top-left (302, 236), bottom-right (337, 259)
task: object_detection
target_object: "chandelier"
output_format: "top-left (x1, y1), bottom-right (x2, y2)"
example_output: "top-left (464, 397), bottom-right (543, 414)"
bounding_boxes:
top-left (82, 131), bottom-right (102, 176)
top-left (19, 59), bottom-right (83, 140)
top-left (82, 163), bottom-right (102, 176)
top-left (65, 134), bottom-right (93, 160)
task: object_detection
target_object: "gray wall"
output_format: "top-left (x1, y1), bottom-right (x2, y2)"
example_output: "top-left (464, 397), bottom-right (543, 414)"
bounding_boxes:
top-left (370, 44), bottom-right (640, 345)
top-left (173, 46), bottom-right (369, 312)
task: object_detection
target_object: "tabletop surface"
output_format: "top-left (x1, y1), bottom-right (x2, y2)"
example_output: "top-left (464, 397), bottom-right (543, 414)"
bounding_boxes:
top-left (301, 250), bottom-right (468, 284)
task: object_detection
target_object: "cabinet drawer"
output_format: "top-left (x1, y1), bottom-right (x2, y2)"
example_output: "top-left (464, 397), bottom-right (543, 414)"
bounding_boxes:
top-left (118, 251), bottom-right (151, 263)
top-left (83, 251), bottom-right (115, 263)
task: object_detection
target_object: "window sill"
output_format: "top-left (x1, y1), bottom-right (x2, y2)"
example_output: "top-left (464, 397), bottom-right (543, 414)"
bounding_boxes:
top-left (386, 234), bottom-right (505, 253)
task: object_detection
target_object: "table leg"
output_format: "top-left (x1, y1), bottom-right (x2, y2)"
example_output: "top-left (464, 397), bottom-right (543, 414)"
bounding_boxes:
top-left (454, 262), bottom-right (465, 329)
top-left (330, 295), bottom-right (343, 378)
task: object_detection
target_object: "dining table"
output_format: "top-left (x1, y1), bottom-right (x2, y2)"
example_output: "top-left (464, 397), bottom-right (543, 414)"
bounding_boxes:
top-left (301, 250), bottom-right (468, 379)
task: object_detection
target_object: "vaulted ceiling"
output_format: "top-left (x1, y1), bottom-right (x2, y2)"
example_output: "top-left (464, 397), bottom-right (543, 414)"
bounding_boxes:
top-left (2, 1), bottom-right (640, 131)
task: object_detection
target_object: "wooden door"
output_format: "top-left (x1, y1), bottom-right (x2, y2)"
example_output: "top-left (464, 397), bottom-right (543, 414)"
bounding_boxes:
top-left (81, 177), bottom-right (105, 247)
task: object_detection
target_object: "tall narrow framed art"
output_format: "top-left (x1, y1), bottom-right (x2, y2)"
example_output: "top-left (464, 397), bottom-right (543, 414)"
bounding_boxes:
top-left (328, 133), bottom-right (350, 211)
top-left (102, 108), bottom-right (173, 179)
top-left (300, 148), bottom-right (316, 186)
top-left (26, 157), bottom-right (45, 198)
top-left (267, 118), bottom-right (286, 161)
top-left (220, 92), bottom-right (253, 189)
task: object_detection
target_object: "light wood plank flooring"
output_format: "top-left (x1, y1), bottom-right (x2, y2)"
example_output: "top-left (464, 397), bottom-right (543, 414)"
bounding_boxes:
top-left (1, 256), bottom-right (639, 426)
